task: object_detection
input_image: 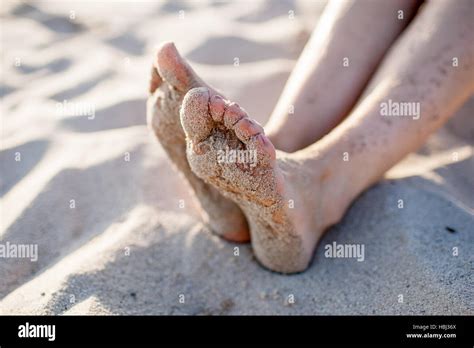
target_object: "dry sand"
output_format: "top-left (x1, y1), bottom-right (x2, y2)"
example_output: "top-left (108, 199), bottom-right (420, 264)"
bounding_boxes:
top-left (0, 0), bottom-right (472, 315)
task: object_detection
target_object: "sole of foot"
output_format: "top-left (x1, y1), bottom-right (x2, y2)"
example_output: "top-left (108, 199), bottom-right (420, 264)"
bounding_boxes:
top-left (147, 42), bottom-right (249, 242)
top-left (180, 87), bottom-right (328, 273)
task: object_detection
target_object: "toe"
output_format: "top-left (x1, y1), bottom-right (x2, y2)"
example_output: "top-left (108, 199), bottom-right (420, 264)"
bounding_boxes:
top-left (253, 133), bottom-right (276, 162)
top-left (180, 87), bottom-right (214, 143)
top-left (223, 102), bottom-right (247, 129)
top-left (234, 118), bottom-right (264, 142)
top-left (209, 94), bottom-right (226, 123)
top-left (149, 65), bottom-right (162, 94)
top-left (156, 41), bottom-right (199, 92)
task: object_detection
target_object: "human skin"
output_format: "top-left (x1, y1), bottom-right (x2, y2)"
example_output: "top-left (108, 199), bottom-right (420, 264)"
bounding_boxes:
top-left (179, 0), bottom-right (474, 273)
top-left (149, 0), bottom-right (473, 272)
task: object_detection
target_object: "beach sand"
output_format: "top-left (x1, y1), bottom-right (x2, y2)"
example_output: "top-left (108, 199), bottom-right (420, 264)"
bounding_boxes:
top-left (1, 0), bottom-right (472, 315)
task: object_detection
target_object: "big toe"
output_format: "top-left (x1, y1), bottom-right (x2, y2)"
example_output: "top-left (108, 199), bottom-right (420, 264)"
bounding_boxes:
top-left (156, 41), bottom-right (199, 92)
top-left (180, 87), bottom-right (215, 143)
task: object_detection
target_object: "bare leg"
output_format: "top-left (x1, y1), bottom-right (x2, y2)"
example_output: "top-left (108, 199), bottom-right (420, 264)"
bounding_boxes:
top-left (147, 1), bottom-right (420, 240)
top-left (307, 0), bottom-right (474, 217)
top-left (181, 0), bottom-right (473, 272)
top-left (266, 0), bottom-right (421, 152)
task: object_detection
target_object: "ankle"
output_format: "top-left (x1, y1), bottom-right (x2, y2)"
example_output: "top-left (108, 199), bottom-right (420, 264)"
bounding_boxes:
top-left (318, 141), bottom-right (368, 227)
top-left (297, 142), bottom-right (351, 228)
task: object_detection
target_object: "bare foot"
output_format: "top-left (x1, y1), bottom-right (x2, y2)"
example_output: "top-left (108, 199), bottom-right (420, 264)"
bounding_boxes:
top-left (147, 42), bottom-right (249, 242)
top-left (180, 87), bottom-right (337, 273)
